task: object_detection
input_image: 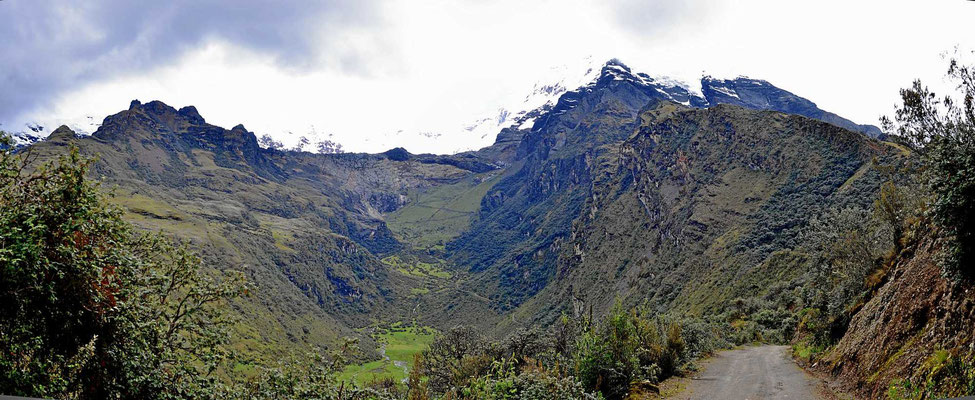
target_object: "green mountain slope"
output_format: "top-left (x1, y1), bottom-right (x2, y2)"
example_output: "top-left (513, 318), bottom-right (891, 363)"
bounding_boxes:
top-left (25, 100), bottom-right (499, 360)
top-left (438, 69), bottom-right (903, 335)
top-left (22, 62), bottom-right (908, 365)
top-left (501, 102), bottom-right (900, 332)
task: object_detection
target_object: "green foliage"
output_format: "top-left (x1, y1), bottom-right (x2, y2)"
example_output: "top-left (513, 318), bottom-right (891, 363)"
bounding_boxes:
top-left (780, 200), bottom-right (906, 351)
top-left (239, 338), bottom-right (399, 400)
top-left (804, 206), bottom-right (895, 318)
top-left (712, 190), bottom-right (910, 363)
top-left (387, 173), bottom-right (500, 249)
top-left (0, 139), bottom-right (248, 398)
top-left (384, 255), bottom-right (452, 279)
top-left (340, 325), bottom-right (436, 385)
top-left (884, 56), bottom-right (975, 276)
top-left (874, 181), bottom-right (923, 254)
top-left (406, 353), bottom-right (431, 400)
top-left (791, 341), bottom-right (825, 364)
top-left (886, 350), bottom-right (975, 399)
top-left (721, 301), bottom-right (795, 346)
top-left (459, 358), bottom-right (599, 400)
top-left (420, 326), bottom-right (494, 394)
top-left (0, 133), bottom-right (412, 399)
top-left (572, 302), bottom-right (689, 399)
top-left (414, 302), bottom-right (719, 400)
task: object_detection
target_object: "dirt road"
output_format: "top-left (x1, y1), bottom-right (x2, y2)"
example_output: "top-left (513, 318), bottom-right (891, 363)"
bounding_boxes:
top-left (672, 345), bottom-right (824, 399)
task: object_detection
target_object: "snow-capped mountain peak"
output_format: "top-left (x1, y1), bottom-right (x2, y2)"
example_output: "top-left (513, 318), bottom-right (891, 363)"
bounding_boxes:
top-left (3, 116), bottom-right (101, 146)
top-left (457, 57), bottom-right (605, 144)
top-left (4, 57), bottom-right (883, 152)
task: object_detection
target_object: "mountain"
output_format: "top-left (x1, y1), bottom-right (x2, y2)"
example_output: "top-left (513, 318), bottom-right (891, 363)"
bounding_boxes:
top-left (4, 115), bottom-right (103, 146)
top-left (7, 58), bottom-right (882, 155)
top-left (434, 61), bottom-right (900, 334)
top-left (24, 99), bottom-right (505, 361)
top-left (700, 76), bottom-right (885, 138)
top-left (20, 58), bottom-right (896, 363)
top-left (460, 58), bottom-right (884, 151)
top-left (458, 57), bottom-right (604, 145)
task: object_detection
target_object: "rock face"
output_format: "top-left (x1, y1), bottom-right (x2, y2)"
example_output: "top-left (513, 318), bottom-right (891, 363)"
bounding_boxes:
top-left (46, 125), bottom-right (78, 142)
top-left (92, 99), bottom-right (283, 181)
top-left (825, 236), bottom-right (975, 398)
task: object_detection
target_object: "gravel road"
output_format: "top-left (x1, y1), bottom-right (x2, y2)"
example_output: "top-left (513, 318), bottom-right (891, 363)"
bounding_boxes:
top-left (672, 345), bottom-right (824, 399)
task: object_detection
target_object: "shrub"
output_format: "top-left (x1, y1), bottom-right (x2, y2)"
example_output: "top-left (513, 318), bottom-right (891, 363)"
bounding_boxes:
top-left (0, 139), bottom-right (248, 399)
top-left (887, 350), bottom-right (975, 399)
top-left (460, 358), bottom-right (600, 400)
top-left (572, 302), bottom-right (691, 399)
top-left (420, 326), bottom-right (496, 395)
top-left (883, 56), bottom-right (975, 277)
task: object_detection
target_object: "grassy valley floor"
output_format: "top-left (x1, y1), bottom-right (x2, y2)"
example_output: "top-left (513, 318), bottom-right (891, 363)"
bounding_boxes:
top-left (339, 324), bottom-right (437, 385)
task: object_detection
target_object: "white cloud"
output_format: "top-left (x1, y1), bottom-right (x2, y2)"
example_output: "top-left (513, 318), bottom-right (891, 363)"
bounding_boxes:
top-left (4, 0), bottom-right (973, 154)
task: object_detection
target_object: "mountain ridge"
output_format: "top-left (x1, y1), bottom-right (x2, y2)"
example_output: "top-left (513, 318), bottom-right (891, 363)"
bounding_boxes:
top-left (21, 100), bottom-right (510, 362)
top-left (16, 61), bottom-right (899, 368)
top-left (7, 58), bottom-right (883, 151)
top-left (436, 66), bottom-right (900, 334)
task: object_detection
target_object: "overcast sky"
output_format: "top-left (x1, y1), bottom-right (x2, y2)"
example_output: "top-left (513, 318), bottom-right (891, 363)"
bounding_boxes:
top-left (1, 0), bottom-right (972, 153)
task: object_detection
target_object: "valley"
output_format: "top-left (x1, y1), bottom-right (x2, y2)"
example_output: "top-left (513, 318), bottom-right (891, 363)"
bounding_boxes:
top-left (4, 57), bottom-right (975, 399)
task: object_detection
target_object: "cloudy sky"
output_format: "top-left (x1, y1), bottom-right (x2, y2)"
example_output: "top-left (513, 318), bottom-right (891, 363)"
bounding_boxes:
top-left (1, 0), bottom-right (972, 153)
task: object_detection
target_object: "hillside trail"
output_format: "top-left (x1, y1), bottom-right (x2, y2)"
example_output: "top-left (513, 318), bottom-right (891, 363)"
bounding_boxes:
top-left (671, 345), bottom-right (827, 399)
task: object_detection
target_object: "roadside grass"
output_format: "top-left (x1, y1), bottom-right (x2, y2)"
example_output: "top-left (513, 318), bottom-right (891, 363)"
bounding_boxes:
top-left (792, 340), bottom-right (825, 364)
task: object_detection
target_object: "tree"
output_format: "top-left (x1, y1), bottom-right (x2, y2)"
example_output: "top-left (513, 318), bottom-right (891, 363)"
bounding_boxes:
top-left (0, 133), bottom-right (248, 399)
top-left (883, 55), bottom-right (975, 276)
top-left (405, 353), bottom-right (431, 400)
top-left (420, 326), bottom-right (492, 394)
top-left (572, 302), bottom-right (688, 400)
top-left (242, 339), bottom-right (364, 400)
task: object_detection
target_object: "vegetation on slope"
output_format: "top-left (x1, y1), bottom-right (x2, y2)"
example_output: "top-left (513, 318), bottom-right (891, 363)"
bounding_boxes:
top-left (808, 56), bottom-right (975, 399)
top-left (0, 139), bottom-right (245, 398)
top-left (473, 100), bottom-right (902, 341)
top-left (5, 54), bottom-right (975, 399)
top-left (386, 172), bottom-right (502, 250)
top-left (16, 100), bottom-right (507, 365)
top-left (0, 137), bottom-right (430, 399)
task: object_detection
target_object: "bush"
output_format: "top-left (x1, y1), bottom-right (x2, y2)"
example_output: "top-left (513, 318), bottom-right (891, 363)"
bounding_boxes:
top-left (887, 350), bottom-right (975, 399)
top-left (415, 302), bottom-right (722, 400)
top-left (0, 138), bottom-right (248, 399)
top-left (572, 302), bottom-right (690, 400)
top-left (420, 326), bottom-right (498, 395)
top-left (240, 340), bottom-right (397, 400)
top-left (884, 56), bottom-right (975, 277)
top-left (459, 358), bottom-right (600, 400)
